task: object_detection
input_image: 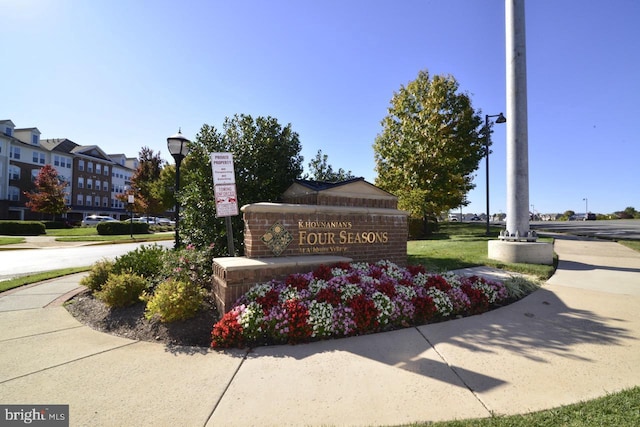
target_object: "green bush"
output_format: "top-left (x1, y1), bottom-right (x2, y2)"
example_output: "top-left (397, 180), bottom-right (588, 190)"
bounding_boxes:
top-left (113, 244), bottom-right (167, 283)
top-left (503, 275), bottom-right (541, 299)
top-left (80, 259), bottom-right (114, 292)
top-left (97, 221), bottom-right (149, 235)
top-left (94, 273), bottom-right (148, 308)
top-left (0, 221), bottom-right (46, 236)
top-left (143, 279), bottom-right (206, 322)
top-left (161, 244), bottom-right (216, 289)
top-left (43, 221), bottom-right (71, 229)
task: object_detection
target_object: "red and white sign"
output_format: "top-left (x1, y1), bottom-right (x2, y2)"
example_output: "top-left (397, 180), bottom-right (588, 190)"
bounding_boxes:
top-left (211, 152), bottom-right (239, 217)
top-left (214, 184), bottom-right (239, 217)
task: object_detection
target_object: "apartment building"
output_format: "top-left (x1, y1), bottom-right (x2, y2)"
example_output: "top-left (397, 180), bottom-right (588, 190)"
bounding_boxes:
top-left (1, 119), bottom-right (137, 223)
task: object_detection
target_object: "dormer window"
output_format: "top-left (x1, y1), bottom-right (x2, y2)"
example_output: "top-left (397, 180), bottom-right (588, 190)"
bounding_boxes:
top-left (32, 134), bottom-right (39, 145)
top-left (4, 127), bottom-right (12, 137)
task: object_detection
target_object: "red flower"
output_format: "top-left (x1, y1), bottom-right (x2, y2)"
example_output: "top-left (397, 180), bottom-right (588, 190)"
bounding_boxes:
top-left (313, 265), bottom-right (333, 281)
top-left (316, 287), bottom-right (342, 306)
top-left (426, 275), bottom-right (451, 292)
top-left (282, 300), bottom-right (312, 344)
top-left (407, 264), bottom-right (426, 275)
top-left (285, 274), bottom-right (309, 291)
top-left (348, 294), bottom-right (379, 334)
top-left (256, 289), bottom-right (280, 312)
top-left (412, 295), bottom-right (437, 323)
top-left (461, 283), bottom-right (489, 314)
top-left (376, 278), bottom-right (397, 298)
top-left (211, 311), bottom-right (244, 348)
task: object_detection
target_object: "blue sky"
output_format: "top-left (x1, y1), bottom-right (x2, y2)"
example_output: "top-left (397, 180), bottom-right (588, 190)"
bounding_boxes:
top-left (3, 0), bottom-right (639, 215)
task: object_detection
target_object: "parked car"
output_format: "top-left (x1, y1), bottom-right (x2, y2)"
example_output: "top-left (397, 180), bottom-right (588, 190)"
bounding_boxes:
top-left (81, 215), bottom-right (118, 226)
top-left (584, 213), bottom-right (596, 221)
top-left (154, 217), bottom-right (175, 226)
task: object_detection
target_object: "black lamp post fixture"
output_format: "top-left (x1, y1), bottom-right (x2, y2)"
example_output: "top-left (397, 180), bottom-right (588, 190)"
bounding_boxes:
top-left (167, 129), bottom-right (190, 249)
top-left (485, 113), bottom-right (506, 236)
top-left (127, 194), bottom-right (135, 239)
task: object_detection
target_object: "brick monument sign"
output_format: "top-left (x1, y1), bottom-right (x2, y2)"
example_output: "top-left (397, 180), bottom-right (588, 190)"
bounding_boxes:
top-left (212, 178), bottom-right (409, 313)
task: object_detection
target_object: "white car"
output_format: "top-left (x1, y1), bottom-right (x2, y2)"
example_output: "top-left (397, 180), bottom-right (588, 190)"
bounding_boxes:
top-left (81, 215), bottom-right (118, 226)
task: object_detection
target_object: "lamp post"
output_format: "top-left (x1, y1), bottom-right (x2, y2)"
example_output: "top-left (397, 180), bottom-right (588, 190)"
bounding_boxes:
top-left (583, 197), bottom-right (588, 218)
top-left (485, 113), bottom-right (507, 235)
top-left (128, 194), bottom-right (135, 238)
top-left (167, 129), bottom-right (190, 249)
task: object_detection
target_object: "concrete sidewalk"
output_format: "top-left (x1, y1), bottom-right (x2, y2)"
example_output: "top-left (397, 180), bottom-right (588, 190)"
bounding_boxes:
top-left (1, 237), bottom-right (639, 426)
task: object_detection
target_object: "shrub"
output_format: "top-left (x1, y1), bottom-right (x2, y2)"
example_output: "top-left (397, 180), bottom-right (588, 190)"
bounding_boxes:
top-left (94, 273), bottom-right (148, 308)
top-left (143, 279), bottom-right (206, 322)
top-left (97, 221), bottom-right (149, 235)
top-left (113, 244), bottom-right (167, 283)
top-left (160, 244), bottom-right (216, 289)
top-left (43, 221), bottom-right (71, 229)
top-left (503, 275), bottom-right (541, 299)
top-left (0, 221), bottom-right (46, 236)
top-left (80, 259), bottom-right (114, 292)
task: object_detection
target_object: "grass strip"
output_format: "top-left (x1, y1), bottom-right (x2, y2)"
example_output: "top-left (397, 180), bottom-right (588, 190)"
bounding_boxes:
top-left (407, 386), bottom-right (640, 427)
top-left (0, 267), bottom-right (90, 293)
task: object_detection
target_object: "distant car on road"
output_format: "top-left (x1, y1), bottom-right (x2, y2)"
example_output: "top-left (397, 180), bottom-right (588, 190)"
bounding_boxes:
top-left (133, 216), bottom-right (175, 226)
top-left (584, 213), bottom-right (596, 221)
top-left (81, 215), bottom-right (118, 226)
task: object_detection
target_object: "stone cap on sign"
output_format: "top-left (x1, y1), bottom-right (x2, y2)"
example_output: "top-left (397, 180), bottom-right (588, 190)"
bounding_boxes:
top-left (213, 255), bottom-right (353, 272)
top-left (241, 202), bottom-right (409, 216)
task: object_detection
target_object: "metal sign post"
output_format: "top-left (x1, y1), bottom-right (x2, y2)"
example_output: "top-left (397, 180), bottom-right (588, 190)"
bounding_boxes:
top-left (211, 153), bottom-right (238, 256)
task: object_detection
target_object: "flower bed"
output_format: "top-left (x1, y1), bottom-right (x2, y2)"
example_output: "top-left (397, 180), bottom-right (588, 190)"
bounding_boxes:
top-left (211, 260), bottom-right (509, 349)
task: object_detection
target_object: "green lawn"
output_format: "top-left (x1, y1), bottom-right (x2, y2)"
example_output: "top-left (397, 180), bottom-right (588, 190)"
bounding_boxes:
top-left (0, 237), bottom-right (24, 245)
top-left (0, 267), bottom-right (89, 293)
top-left (408, 223), bottom-right (556, 280)
top-left (410, 386), bottom-right (640, 427)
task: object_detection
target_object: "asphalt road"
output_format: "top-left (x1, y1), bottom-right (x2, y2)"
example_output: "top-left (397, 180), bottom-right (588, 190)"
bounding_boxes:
top-left (530, 219), bottom-right (640, 240)
top-left (0, 240), bottom-right (173, 280)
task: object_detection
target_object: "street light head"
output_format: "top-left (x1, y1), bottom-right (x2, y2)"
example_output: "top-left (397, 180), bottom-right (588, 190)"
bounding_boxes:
top-left (167, 129), bottom-right (191, 160)
top-left (495, 113), bottom-right (507, 123)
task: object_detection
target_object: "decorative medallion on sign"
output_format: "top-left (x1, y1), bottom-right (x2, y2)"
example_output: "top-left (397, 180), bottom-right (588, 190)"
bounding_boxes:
top-left (261, 221), bottom-right (293, 256)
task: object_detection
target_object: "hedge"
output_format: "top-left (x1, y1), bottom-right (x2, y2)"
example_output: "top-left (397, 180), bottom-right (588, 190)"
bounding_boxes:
top-left (96, 221), bottom-right (150, 235)
top-left (0, 221), bottom-right (46, 236)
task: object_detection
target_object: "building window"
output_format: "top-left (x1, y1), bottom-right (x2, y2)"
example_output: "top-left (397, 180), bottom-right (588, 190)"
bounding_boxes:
top-left (4, 127), bottom-right (13, 137)
top-left (31, 169), bottom-right (40, 181)
top-left (33, 151), bottom-right (45, 164)
top-left (87, 179), bottom-right (93, 189)
top-left (54, 155), bottom-right (60, 166)
top-left (102, 197), bottom-right (108, 207)
top-left (96, 164), bottom-right (102, 174)
top-left (104, 166), bottom-right (109, 175)
top-left (10, 146), bottom-right (21, 159)
top-left (9, 186), bottom-right (20, 201)
top-left (65, 158), bottom-right (72, 168)
top-left (9, 165), bottom-right (20, 180)
top-left (77, 194), bottom-right (84, 205)
top-left (103, 182), bottom-right (109, 191)
top-left (78, 160), bottom-right (84, 171)
top-left (78, 177), bottom-right (84, 188)
top-left (87, 162), bottom-right (93, 173)
top-left (86, 195), bottom-right (92, 206)
top-left (32, 134), bottom-right (39, 145)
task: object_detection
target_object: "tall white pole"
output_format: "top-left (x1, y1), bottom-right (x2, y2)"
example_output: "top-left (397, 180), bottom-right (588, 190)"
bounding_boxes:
top-left (505, 0), bottom-right (531, 239)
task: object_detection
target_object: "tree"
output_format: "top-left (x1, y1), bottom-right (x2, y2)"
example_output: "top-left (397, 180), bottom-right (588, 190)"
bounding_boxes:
top-left (24, 165), bottom-right (69, 219)
top-left (118, 147), bottom-right (169, 217)
top-left (180, 114), bottom-right (304, 253)
top-left (303, 149), bottom-right (355, 182)
top-left (373, 70), bottom-right (485, 233)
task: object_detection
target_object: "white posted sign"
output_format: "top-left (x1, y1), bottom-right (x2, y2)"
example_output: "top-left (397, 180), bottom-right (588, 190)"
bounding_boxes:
top-left (214, 184), bottom-right (239, 217)
top-left (210, 152), bottom-right (238, 217)
top-left (211, 152), bottom-right (236, 185)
